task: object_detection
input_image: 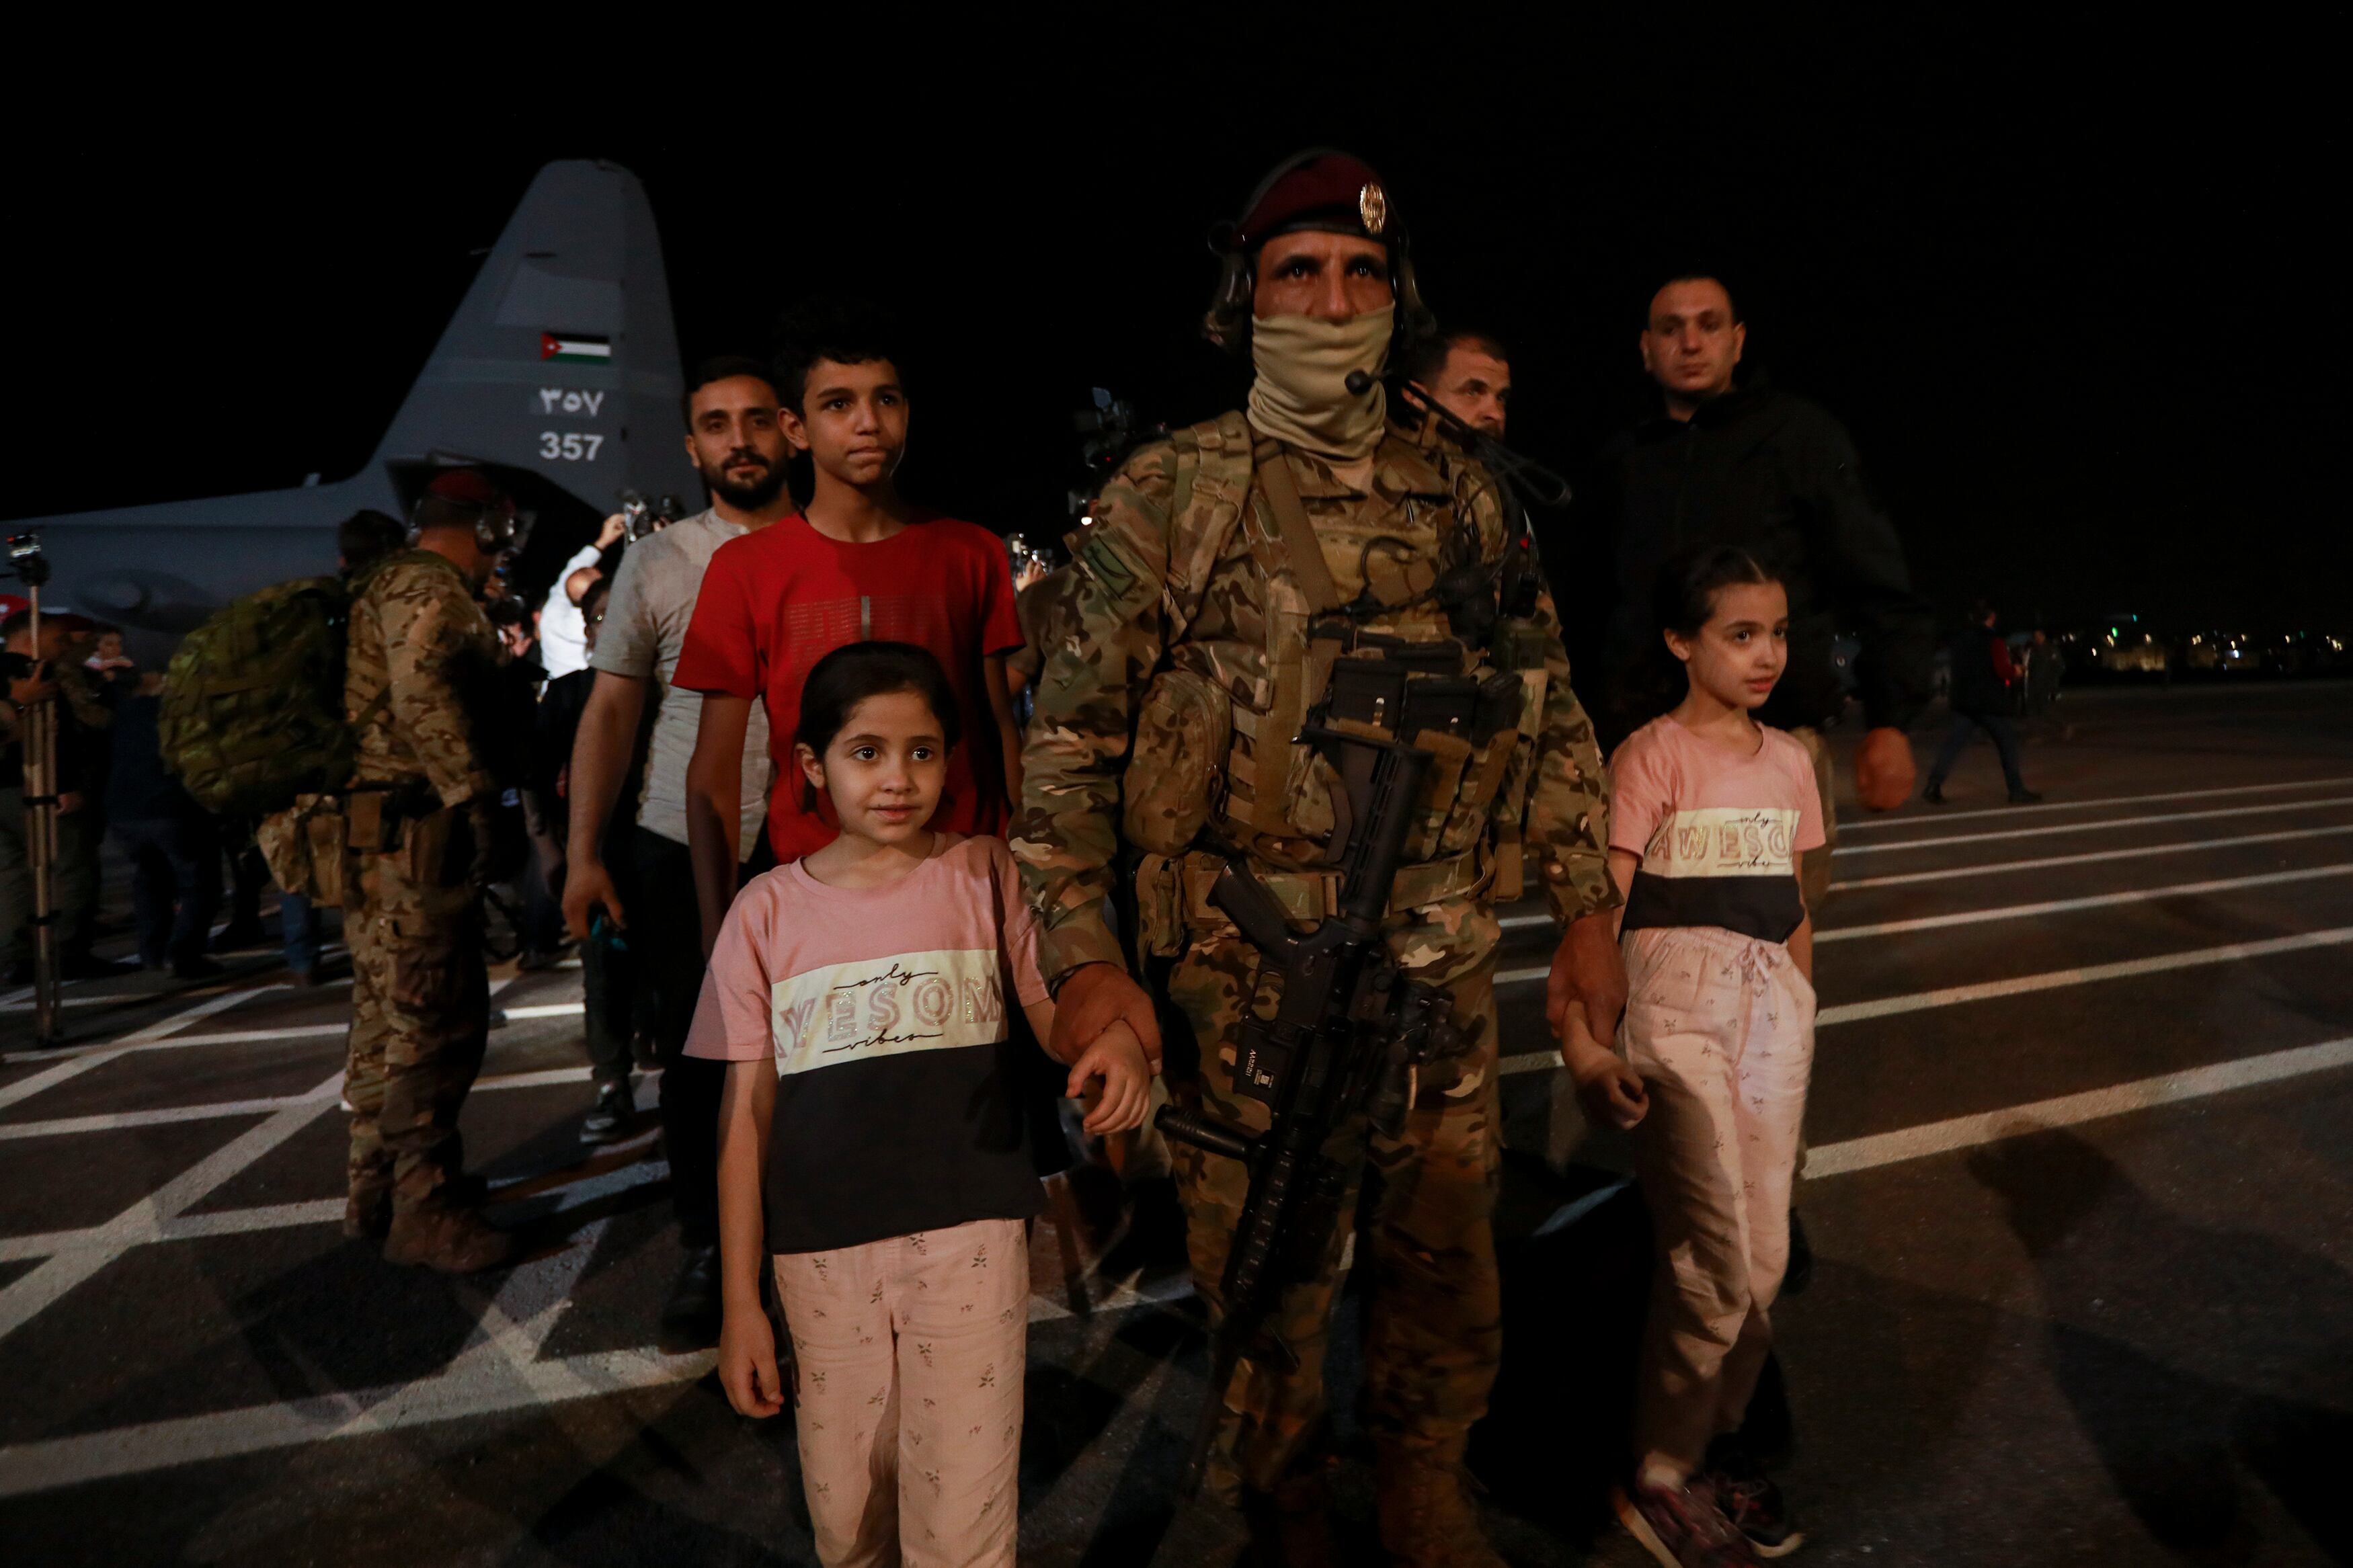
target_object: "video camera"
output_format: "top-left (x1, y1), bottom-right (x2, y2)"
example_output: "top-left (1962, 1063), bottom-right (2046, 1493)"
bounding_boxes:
top-left (617, 490), bottom-right (685, 543)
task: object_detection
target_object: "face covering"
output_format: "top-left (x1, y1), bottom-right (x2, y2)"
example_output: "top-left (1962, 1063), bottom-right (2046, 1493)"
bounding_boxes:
top-left (1246, 307), bottom-right (1392, 462)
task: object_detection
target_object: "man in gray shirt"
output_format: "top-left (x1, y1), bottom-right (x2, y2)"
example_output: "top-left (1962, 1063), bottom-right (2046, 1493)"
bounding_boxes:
top-left (563, 355), bottom-right (788, 1349)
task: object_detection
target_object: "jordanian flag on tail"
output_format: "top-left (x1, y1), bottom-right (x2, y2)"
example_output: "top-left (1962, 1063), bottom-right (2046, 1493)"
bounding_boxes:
top-left (541, 333), bottom-right (612, 363)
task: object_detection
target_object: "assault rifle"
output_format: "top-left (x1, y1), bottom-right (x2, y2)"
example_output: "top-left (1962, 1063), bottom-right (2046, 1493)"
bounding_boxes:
top-left (1154, 722), bottom-right (1460, 1495)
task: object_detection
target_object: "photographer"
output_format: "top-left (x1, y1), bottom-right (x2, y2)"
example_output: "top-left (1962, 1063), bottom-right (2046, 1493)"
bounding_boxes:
top-left (3, 608), bottom-right (131, 982)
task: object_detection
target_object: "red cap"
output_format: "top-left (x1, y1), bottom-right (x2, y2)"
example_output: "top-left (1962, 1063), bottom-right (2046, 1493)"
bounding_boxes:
top-left (424, 468), bottom-right (514, 516)
top-left (1229, 150), bottom-right (1395, 252)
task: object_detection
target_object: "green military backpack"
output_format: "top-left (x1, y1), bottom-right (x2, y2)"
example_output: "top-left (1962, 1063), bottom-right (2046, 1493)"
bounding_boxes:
top-left (159, 577), bottom-right (357, 818)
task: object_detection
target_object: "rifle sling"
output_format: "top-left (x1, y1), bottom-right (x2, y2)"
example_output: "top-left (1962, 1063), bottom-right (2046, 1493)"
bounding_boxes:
top-left (1252, 442), bottom-right (1342, 617)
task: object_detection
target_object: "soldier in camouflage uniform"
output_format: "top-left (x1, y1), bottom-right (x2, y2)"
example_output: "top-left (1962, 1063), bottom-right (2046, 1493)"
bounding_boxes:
top-left (342, 469), bottom-right (520, 1274)
top-left (1014, 153), bottom-right (1625, 1567)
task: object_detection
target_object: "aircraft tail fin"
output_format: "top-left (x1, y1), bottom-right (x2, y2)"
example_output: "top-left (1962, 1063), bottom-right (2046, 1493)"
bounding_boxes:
top-left (369, 159), bottom-right (698, 537)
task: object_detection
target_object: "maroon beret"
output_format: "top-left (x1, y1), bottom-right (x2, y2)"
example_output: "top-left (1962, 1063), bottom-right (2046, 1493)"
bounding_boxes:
top-left (424, 467), bottom-right (514, 517)
top-left (1228, 151), bottom-right (1396, 253)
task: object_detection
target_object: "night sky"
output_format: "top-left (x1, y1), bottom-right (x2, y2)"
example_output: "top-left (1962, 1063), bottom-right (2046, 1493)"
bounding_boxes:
top-left (11, 22), bottom-right (2338, 635)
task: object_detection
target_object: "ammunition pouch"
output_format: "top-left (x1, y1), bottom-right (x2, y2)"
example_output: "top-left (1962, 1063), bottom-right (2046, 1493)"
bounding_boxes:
top-left (256, 793), bottom-right (350, 907)
top-left (1121, 669), bottom-right (1232, 856)
top-left (340, 778), bottom-right (478, 891)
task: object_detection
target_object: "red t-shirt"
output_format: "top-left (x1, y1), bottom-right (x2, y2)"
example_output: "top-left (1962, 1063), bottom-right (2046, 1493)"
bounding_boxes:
top-left (672, 512), bottom-right (1023, 862)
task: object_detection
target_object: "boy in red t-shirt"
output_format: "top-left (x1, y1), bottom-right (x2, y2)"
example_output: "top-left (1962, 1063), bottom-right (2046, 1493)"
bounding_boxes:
top-left (674, 298), bottom-right (1025, 950)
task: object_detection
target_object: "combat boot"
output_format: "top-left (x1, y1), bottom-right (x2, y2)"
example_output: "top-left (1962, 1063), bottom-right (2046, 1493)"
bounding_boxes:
top-left (1374, 1447), bottom-right (1507, 1568)
top-left (1239, 1464), bottom-right (1338, 1568)
top-left (383, 1202), bottom-right (515, 1274)
top-left (343, 1184), bottom-right (392, 1241)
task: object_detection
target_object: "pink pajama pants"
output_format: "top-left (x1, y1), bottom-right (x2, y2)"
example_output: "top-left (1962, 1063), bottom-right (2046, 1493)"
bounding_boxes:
top-left (1621, 923), bottom-right (1816, 1481)
top-left (773, 1217), bottom-right (1028, 1568)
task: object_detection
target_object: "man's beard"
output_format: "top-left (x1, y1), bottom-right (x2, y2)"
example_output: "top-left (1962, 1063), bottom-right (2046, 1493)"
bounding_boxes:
top-left (704, 451), bottom-right (788, 509)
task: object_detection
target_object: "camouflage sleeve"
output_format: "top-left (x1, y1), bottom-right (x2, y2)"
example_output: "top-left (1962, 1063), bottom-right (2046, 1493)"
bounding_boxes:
top-left (1010, 446), bottom-right (1176, 987)
top-left (1521, 577), bottom-right (1618, 925)
top-left (378, 567), bottom-right (496, 809)
top-left (1455, 459), bottom-right (1617, 926)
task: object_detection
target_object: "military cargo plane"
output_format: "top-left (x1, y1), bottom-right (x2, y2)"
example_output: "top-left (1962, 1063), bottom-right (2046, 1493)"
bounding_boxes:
top-left (4, 159), bottom-right (699, 665)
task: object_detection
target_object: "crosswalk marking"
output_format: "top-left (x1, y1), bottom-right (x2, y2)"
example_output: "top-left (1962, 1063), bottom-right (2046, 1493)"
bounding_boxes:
top-left (1802, 1036), bottom-right (2353, 1177)
top-left (1833, 795), bottom-right (2353, 856)
top-left (1812, 863), bottom-right (2353, 942)
top-left (1830, 824), bottom-right (2353, 889)
top-left (1497, 925), bottom-right (2353, 1044)
top-left (1836, 775), bottom-right (2353, 833)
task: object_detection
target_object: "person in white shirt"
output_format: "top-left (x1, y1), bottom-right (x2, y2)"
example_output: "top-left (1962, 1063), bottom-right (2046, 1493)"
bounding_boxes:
top-left (537, 512), bottom-right (627, 679)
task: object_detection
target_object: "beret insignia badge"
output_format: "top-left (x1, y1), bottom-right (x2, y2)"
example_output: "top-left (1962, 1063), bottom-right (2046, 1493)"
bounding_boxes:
top-left (1358, 181), bottom-right (1389, 237)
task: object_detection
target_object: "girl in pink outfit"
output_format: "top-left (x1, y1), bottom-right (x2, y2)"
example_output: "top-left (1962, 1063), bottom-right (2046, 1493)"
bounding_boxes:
top-left (696, 641), bottom-right (1150, 1568)
top-left (1570, 548), bottom-right (1824, 1568)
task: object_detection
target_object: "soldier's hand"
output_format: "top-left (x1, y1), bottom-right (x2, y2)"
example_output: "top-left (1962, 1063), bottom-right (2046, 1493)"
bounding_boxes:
top-left (596, 512), bottom-right (629, 551)
top-left (1049, 963), bottom-right (1162, 1072)
top-left (718, 1301), bottom-right (787, 1419)
top-left (563, 856), bottom-right (625, 941)
top-left (1853, 725), bottom-right (1917, 812)
top-left (1546, 911), bottom-right (1628, 1049)
top-left (57, 790), bottom-right (84, 816)
top-left (1562, 1023), bottom-right (1648, 1131)
top-left (1067, 1019), bottom-right (1152, 1135)
top-left (7, 673), bottom-right (57, 706)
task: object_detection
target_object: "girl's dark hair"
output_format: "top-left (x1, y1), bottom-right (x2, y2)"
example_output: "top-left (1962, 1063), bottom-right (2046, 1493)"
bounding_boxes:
top-left (794, 641), bottom-right (960, 809)
top-left (1618, 545), bottom-right (1782, 727)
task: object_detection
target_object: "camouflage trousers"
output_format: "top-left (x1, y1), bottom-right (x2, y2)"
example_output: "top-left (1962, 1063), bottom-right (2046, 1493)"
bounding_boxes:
top-left (343, 818), bottom-right (489, 1216)
top-left (1166, 896), bottom-right (1505, 1500)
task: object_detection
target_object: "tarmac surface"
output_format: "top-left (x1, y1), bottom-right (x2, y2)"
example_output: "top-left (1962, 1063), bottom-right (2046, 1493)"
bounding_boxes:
top-left (2, 681), bottom-right (2349, 1565)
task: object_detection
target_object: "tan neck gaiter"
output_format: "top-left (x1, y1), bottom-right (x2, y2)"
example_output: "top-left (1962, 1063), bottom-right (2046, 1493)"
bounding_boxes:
top-left (1246, 308), bottom-right (1392, 462)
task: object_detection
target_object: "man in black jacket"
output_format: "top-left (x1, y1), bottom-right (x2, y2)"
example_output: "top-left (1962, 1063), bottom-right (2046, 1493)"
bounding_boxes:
top-left (1593, 274), bottom-right (1936, 905)
top-left (1925, 602), bottom-right (2040, 804)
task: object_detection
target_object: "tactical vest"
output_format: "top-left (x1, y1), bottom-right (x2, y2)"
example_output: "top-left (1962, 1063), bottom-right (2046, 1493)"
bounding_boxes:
top-left (1113, 412), bottom-right (1552, 956)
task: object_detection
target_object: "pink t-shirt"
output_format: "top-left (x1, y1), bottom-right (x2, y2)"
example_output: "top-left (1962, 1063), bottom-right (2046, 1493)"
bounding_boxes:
top-left (686, 833), bottom-right (1051, 1251)
top-left (1608, 716), bottom-right (1827, 944)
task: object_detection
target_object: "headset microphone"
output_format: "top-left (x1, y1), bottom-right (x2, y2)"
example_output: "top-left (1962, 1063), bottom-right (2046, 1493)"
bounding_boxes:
top-left (1345, 370), bottom-right (1374, 396)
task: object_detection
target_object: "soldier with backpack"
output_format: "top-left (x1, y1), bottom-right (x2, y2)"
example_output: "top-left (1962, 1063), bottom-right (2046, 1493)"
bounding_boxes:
top-left (331, 469), bottom-right (526, 1272)
top-left (166, 481), bottom-right (518, 1274)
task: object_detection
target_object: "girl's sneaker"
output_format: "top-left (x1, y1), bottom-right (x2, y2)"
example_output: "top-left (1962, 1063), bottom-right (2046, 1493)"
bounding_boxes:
top-left (1614, 1477), bottom-right (1759, 1568)
top-left (1705, 1439), bottom-right (1805, 1558)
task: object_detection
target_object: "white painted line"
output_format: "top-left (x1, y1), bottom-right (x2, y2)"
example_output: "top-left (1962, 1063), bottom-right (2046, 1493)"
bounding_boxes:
top-left (500, 1003), bottom-right (586, 1021)
top-left (1831, 825), bottom-right (2353, 890)
top-left (0, 977), bottom-right (351, 1014)
top-left (1499, 925), bottom-right (2353, 1047)
top-left (1500, 912), bottom-right (1552, 932)
top-left (1498, 1036), bottom-right (2353, 1173)
top-left (0, 1092), bottom-right (333, 1142)
top-left (0, 1342), bottom-right (715, 1497)
top-left (18, 1021), bottom-right (350, 1065)
top-left (1837, 776), bottom-right (2353, 832)
top-left (1815, 926), bottom-right (2353, 1026)
top-left (1814, 864), bottom-right (2353, 943)
top-left (16, 1019), bottom-right (2352, 1497)
top-left (0, 987), bottom-right (283, 1112)
top-left (0, 1150), bottom-right (670, 1264)
top-left (1833, 795), bottom-right (2353, 857)
top-left (1802, 1036), bottom-right (2353, 1178)
top-left (0, 1063), bottom-right (629, 1143)
top-left (0, 1073), bottom-right (342, 1342)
